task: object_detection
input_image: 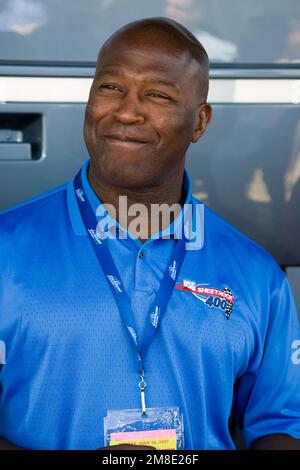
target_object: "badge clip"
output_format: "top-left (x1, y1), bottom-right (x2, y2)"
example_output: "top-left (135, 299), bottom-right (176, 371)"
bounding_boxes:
top-left (139, 371), bottom-right (147, 415)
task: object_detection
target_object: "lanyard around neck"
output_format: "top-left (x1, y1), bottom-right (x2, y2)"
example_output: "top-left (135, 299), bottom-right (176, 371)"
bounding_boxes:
top-left (74, 169), bottom-right (187, 411)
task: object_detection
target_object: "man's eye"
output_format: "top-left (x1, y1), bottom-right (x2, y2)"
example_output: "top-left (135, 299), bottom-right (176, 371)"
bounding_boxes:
top-left (99, 84), bottom-right (121, 92)
top-left (147, 92), bottom-right (170, 100)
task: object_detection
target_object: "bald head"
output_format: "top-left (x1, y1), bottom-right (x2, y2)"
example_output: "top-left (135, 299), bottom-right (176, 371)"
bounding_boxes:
top-left (97, 17), bottom-right (210, 100)
top-left (85, 17), bottom-right (212, 192)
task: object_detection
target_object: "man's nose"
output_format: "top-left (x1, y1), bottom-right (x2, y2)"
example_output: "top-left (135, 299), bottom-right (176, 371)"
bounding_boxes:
top-left (113, 92), bottom-right (145, 125)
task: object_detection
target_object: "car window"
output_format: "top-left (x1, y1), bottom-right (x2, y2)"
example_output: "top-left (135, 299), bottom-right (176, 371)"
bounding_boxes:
top-left (0, 0), bottom-right (299, 64)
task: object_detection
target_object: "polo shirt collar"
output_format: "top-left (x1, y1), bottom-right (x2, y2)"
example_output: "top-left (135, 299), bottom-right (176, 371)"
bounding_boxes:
top-left (67, 160), bottom-right (193, 242)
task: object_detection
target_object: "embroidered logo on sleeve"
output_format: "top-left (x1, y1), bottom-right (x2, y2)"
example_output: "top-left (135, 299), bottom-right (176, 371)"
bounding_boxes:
top-left (176, 280), bottom-right (235, 319)
top-left (0, 340), bottom-right (6, 365)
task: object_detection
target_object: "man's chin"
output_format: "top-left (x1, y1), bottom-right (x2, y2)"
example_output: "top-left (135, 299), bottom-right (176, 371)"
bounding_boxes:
top-left (98, 162), bottom-right (155, 189)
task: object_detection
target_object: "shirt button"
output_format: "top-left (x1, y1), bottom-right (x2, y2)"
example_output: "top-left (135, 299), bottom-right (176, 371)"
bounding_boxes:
top-left (139, 251), bottom-right (145, 260)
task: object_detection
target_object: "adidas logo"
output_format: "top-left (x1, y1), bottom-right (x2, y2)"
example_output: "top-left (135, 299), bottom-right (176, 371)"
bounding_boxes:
top-left (88, 229), bottom-right (102, 245)
top-left (150, 306), bottom-right (160, 328)
top-left (169, 260), bottom-right (177, 280)
top-left (75, 188), bottom-right (85, 202)
top-left (107, 275), bottom-right (122, 293)
top-left (127, 327), bottom-right (138, 345)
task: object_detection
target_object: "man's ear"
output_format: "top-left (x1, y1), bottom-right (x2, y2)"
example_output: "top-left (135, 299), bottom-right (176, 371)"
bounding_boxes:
top-left (191, 103), bottom-right (212, 143)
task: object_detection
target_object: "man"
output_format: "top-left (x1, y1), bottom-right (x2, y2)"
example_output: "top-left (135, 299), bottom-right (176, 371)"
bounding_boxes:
top-left (0, 18), bottom-right (299, 450)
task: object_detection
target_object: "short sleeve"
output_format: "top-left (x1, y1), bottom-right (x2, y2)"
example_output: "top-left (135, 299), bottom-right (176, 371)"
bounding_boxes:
top-left (233, 274), bottom-right (300, 448)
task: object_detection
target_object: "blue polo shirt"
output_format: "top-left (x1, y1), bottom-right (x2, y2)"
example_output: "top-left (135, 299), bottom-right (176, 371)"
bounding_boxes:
top-left (0, 161), bottom-right (299, 450)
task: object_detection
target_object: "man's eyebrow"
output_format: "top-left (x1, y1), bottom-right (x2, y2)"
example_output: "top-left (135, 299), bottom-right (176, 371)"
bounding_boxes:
top-left (95, 69), bottom-right (181, 93)
top-left (145, 77), bottom-right (181, 93)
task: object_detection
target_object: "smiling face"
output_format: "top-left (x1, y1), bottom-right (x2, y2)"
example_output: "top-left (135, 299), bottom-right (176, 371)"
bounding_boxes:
top-left (84, 23), bottom-right (211, 189)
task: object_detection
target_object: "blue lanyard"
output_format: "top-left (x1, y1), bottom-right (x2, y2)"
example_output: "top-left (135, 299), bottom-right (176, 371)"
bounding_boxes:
top-left (74, 170), bottom-right (187, 410)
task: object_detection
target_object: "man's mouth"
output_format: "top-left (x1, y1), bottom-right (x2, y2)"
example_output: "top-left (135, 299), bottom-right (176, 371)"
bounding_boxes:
top-left (104, 133), bottom-right (150, 146)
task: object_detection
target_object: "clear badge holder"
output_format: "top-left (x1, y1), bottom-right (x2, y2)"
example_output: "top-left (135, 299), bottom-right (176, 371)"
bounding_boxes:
top-left (104, 407), bottom-right (184, 450)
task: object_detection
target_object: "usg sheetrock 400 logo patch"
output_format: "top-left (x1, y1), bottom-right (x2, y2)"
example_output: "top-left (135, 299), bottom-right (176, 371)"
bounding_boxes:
top-left (176, 279), bottom-right (235, 319)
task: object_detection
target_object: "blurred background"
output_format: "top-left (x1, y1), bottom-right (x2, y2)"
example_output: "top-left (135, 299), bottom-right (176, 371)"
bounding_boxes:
top-left (0, 0), bottom-right (299, 314)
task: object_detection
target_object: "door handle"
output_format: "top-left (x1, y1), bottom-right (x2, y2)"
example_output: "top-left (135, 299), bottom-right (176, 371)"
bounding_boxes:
top-left (0, 142), bottom-right (31, 161)
top-left (0, 113), bottom-right (43, 161)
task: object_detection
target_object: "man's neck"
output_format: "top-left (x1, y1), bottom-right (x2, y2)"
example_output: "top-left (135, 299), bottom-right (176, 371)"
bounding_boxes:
top-left (88, 169), bottom-right (185, 241)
